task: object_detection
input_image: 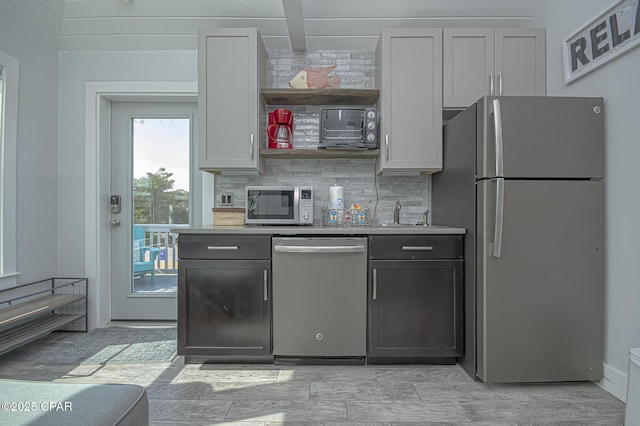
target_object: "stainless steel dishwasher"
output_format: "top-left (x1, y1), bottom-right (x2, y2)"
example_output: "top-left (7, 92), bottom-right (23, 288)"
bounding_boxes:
top-left (272, 237), bottom-right (367, 359)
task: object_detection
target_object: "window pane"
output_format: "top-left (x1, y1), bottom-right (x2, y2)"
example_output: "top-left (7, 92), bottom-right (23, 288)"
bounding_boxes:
top-left (131, 117), bottom-right (190, 294)
top-left (0, 66), bottom-right (4, 266)
top-left (0, 66), bottom-right (4, 174)
top-left (0, 52), bottom-right (19, 285)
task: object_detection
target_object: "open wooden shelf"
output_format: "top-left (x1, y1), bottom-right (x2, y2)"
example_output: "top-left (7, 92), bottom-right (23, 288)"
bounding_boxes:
top-left (261, 148), bottom-right (380, 159)
top-left (0, 278), bottom-right (88, 357)
top-left (261, 88), bottom-right (379, 106)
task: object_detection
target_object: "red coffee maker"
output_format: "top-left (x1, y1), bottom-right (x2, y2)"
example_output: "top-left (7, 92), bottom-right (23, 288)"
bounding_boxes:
top-left (268, 108), bottom-right (293, 149)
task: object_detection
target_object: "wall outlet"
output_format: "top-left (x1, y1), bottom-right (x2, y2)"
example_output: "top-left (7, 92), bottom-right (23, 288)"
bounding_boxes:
top-left (220, 193), bottom-right (233, 206)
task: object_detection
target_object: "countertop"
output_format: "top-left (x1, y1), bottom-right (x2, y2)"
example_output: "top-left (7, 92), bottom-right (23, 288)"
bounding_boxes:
top-left (172, 224), bottom-right (466, 235)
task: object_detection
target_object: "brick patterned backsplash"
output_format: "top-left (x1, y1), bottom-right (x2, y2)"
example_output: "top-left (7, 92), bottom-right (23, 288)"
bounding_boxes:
top-left (214, 49), bottom-right (429, 226)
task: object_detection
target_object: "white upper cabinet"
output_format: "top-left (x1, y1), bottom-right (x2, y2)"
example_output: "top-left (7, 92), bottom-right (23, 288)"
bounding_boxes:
top-left (198, 28), bottom-right (266, 174)
top-left (376, 29), bottom-right (443, 175)
top-left (443, 28), bottom-right (546, 108)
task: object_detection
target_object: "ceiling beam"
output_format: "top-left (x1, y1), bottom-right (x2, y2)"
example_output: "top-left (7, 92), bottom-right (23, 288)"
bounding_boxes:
top-left (282, 0), bottom-right (306, 51)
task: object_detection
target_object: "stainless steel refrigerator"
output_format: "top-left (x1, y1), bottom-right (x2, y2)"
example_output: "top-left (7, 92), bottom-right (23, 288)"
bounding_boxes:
top-left (432, 96), bottom-right (604, 383)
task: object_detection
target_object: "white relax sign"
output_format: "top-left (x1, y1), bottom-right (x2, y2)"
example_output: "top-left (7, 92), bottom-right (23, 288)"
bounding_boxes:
top-left (563, 0), bottom-right (640, 83)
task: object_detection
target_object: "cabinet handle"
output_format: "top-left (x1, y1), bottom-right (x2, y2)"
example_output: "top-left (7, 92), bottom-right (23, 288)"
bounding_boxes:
top-left (498, 72), bottom-right (503, 96)
top-left (207, 246), bottom-right (239, 250)
top-left (372, 269), bottom-right (377, 300)
top-left (250, 133), bottom-right (255, 159)
top-left (401, 246), bottom-right (434, 251)
top-left (489, 72), bottom-right (494, 96)
top-left (385, 134), bottom-right (389, 161)
top-left (263, 270), bottom-right (268, 301)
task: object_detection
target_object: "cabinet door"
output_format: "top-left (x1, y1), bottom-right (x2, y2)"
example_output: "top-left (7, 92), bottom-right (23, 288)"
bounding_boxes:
top-left (377, 29), bottom-right (442, 174)
top-left (495, 29), bottom-right (546, 96)
top-left (178, 260), bottom-right (271, 356)
top-left (368, 260), bottom-right (463, 358)
top-left (443, 29), bottom-right (495, 108)
top-left (198, 28), bottom-right (265, 174)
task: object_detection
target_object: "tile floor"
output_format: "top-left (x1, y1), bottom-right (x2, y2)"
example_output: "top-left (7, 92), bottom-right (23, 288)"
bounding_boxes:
top-left (0, 329), bottom-right (626, 425)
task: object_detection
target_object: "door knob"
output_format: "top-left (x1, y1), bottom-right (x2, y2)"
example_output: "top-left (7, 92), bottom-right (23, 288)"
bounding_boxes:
top-left (110, 219), bottom-right (121, 227)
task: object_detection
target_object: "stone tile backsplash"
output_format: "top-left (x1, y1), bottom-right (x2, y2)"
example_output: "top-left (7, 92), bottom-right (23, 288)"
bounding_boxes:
top-left (215, 158), bottom-right (429, 226)
top-left (268, 50), bottom-right (376, 148)
top-left (214, 49), bottom-right (429, 226)
top-left (267, 50), bottom-right (376, 89)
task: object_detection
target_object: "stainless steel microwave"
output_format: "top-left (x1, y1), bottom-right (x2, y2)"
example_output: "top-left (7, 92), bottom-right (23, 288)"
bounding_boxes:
top-left (319, 107), bottom-right (378, 149)
top-left (245, 186), bottom-right (314, 225)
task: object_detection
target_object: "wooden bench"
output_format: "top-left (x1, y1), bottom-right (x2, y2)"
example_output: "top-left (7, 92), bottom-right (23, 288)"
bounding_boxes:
top-left (0, 278), bottom-right (87, 356)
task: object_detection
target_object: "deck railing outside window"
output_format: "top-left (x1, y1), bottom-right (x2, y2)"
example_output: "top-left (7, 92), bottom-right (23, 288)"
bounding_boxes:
top-left (136, 224), bottom-right (188, 273)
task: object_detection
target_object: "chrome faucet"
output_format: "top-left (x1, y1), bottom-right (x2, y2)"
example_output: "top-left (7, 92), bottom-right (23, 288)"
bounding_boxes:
top-left (393, 201), bottom-right (401, 224)
top-left (422, 209), bottom-right (430, 226)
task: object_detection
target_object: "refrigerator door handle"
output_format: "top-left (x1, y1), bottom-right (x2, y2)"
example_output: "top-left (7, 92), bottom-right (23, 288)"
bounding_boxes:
top-left (491, 99), bottom-right (504, 177)
top-left (492, 177), bottom-right (505, 258)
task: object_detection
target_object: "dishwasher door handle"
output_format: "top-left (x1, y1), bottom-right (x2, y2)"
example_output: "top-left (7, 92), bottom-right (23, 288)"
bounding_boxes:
top-left (274, 245), bottom-right (365, 254)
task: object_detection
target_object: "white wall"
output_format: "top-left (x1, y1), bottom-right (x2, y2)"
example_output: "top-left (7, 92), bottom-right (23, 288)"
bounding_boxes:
top-left (56, 52), bottom-right (196, 327)
top-left (0, 15), bottom-right (59, 284)
top-left (537, 0), bottom-right (640, 399)
top-left (57, 51), bottom-right (197, 278)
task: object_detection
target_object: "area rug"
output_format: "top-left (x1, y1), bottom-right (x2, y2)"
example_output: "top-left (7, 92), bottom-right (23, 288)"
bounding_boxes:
top-left (43, 327), bottom-right (177, 364)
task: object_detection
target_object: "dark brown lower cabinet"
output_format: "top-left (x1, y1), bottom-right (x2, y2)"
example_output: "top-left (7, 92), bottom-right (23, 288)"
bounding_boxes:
top-left (177, 235), bottom-right (272, 361)
top-left (368, 235), bottom-right (463, 361)
top-left (179, 261), bottom-right (270, 357)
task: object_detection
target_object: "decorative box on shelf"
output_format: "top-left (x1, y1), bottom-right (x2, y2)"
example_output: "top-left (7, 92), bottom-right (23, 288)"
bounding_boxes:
top-left (212, 208), bottom-right (245, 226)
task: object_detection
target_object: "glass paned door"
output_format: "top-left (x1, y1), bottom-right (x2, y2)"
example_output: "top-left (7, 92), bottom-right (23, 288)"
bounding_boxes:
top-left (110, 101), bottom-right (197, 320)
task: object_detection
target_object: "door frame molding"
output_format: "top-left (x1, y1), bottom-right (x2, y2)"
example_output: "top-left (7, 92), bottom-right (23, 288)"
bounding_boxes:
top-left (84, 81), bottom-right (197, 329)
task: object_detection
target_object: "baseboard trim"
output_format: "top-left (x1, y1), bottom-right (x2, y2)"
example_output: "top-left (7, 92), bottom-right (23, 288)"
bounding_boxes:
top-left (598, 362), bottom-right (627, 402)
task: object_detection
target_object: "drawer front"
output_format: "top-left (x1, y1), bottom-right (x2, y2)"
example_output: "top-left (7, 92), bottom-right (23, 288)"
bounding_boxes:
top-left (178, 235), bottom-right (271, 260)
top-left (369, 235), bottom-right (463, 260)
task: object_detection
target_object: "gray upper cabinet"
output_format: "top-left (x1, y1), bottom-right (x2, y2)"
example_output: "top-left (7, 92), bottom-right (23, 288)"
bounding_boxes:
top-left (198, 28), bottom-right (266, 174)
top-left (443, 28), bottom-right (494, 108)
top-left (376, 29), bottom-right (443, 175)
top-left (443, 28), bottom-right (546, 108)
top-left (495, 29), bottom-right (546, 97)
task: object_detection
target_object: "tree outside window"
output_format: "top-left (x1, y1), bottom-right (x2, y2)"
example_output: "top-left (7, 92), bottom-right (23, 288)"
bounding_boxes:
top-left (133, 167), bottom-right (189, 225)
